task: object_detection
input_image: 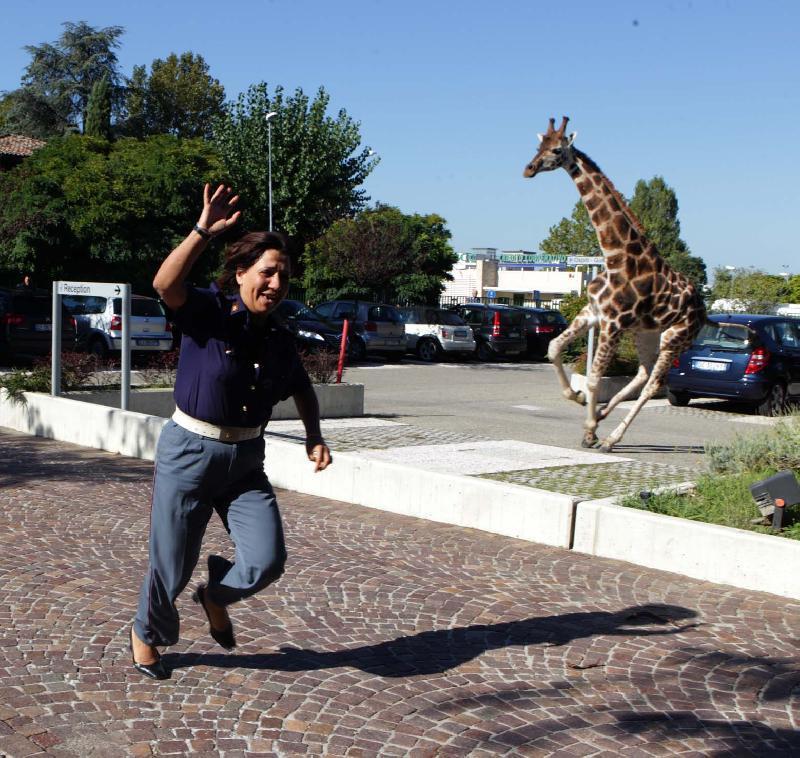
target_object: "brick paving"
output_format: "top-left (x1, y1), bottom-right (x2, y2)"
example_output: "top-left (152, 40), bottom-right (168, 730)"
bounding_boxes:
top-left (1, 428), bottom-right (799, 757)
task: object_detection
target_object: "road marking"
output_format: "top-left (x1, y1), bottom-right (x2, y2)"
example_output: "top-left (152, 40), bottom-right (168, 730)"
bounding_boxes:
top-left (513, 405), bottom-right (545, 412)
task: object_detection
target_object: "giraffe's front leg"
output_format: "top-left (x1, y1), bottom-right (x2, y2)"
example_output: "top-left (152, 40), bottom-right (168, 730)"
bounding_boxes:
top-left (547, 304), bottom-right (594, 405)
top-left (582, 330), bottom-right (621, 448)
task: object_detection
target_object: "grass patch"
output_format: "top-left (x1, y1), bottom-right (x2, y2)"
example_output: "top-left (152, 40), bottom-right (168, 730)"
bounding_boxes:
top-left (621, 465), bottom-right (800, 541)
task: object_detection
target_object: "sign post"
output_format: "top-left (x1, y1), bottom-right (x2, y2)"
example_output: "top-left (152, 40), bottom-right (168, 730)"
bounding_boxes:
top-left (53, 281), bottom-right (131, 409)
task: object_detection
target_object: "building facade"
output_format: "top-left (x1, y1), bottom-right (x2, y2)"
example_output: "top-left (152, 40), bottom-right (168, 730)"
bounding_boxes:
top-left (441, 249), bottom-right (591, 307)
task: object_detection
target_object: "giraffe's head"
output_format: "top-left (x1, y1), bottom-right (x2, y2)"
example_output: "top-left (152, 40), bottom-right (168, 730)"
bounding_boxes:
top-left (523, 116), bottom-right (577, 178)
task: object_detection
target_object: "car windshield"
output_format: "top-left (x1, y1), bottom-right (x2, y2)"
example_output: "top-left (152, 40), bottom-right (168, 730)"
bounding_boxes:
top-left (10, 295), bottom-right (50, 316)
top-left (367, 305), bottom-right (403, 323)
top-left (495, 309), bottom-right (524, 326)
top-left (62, 295), bottom-right (107, 314)
top-left (534, 311), bottom-right (567, 325)
top-left (112, 298), bottom-right (165, 317)
top-left (437, 311), bottom-right (466, 325)
top-left (280, 301), bottom-right (325, 322)
top-left (694, 322), bottom-right (751, 349)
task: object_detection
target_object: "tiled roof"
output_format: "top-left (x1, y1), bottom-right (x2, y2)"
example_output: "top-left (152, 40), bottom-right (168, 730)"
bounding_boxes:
top-left (0, 134), bottom-right (46, 157)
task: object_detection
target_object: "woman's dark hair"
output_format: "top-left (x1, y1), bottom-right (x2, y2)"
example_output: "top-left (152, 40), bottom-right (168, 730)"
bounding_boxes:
top-left (216, 231), bottom-right (291, 293)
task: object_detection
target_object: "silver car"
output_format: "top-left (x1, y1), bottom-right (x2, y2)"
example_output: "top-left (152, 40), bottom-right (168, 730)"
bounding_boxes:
top-left (313, 300), bottom-right (406, 362)
top-left (398, 307), bottom-right (476, 361)
top-left (63, 294), bottom-right (173, 358)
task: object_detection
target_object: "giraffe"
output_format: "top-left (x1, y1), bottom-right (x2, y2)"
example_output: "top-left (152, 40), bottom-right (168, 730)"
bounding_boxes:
top-left (522, 117), bottom-right (706, 452)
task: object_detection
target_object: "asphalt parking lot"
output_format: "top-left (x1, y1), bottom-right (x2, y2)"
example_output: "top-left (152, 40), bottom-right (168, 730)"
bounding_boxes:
top-left (343, 358), bottom-right (778, 468)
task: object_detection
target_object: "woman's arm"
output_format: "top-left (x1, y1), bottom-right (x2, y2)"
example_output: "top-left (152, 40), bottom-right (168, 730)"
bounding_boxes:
top-left (293, 385), bottom-right (332, 472)
top-left (153, 184), bottom-right (240, 310)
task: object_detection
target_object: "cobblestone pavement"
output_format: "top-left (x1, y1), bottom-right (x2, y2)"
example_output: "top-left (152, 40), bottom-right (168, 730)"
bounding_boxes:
top-left (481, 462), bottom-right (696, 500)
top-left (1, 429), bottom-right (800, 757)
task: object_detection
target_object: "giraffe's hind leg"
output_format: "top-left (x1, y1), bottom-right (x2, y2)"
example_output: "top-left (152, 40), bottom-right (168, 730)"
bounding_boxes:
top-left (548, 304), bottom-right (596, 406)
top-left (596, 331), bottom-right (660, 421)
top-left (581, 328), bottom-right (621, 448)
top-left (600, 327), bottom-right (689, 452)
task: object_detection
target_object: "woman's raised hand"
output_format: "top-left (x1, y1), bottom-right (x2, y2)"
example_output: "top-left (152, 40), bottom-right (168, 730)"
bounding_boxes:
top-left (197, 184), bottom-right (241, 237)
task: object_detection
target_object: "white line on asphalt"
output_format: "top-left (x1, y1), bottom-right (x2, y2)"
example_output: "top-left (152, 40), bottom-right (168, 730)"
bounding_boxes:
top-left (513, 405), bottom-right (545, 412)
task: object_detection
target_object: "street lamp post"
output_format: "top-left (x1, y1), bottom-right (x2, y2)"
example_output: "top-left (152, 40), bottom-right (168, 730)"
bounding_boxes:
top-left (265, 111), bottom-right (277, 231)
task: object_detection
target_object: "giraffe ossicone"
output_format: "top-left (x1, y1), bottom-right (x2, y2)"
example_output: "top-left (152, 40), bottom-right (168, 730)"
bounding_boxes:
top-left (523, 117), bottom-right (706, 451)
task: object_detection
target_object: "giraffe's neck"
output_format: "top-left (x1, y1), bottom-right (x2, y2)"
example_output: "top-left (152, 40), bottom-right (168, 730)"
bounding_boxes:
top-left (565, 149), bottom-right (651, 268)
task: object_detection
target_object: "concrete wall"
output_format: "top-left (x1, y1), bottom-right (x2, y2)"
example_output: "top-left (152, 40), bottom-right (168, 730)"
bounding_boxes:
top-left (62, 383), bottom-right (364, 421)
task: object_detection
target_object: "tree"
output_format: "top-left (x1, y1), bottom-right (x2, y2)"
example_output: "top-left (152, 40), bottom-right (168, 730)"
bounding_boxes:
top-left (540, 177), bottom-right (707, 289)
top-left (709, 267), bottom-right (789, 314)
top-left (303, 205), bottom-right (457, 304)
top-left (0, 135), bottom-right (224, 292)
top-left (84, 74), bottom-right (112, 139)
top-left (121, 53), bottom-right (225, 138)
top-left (539, 201), bottom-right (599, 258)
top-left (10, 21), bottom-right (125, 136)
top-left (629, 176), bottom-right (707, 288)
top-left (0, 88), bottom-right (71, 139)
top-left (212, 82), bottom-right (377, 253)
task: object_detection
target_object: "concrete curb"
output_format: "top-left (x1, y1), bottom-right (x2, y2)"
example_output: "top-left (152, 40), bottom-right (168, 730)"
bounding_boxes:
top-left (573, 496), bottom-right (800, 599)
top-left (4, 389), bottom-right (800, 599)
top-left (264, 437), bottom-right (577, 548)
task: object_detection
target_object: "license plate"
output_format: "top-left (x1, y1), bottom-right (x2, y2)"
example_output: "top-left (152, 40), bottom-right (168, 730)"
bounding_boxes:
top-left (508, 331), bottom-right (519, 338)
top-left (136, 339), bottom-right (159, 346)
top-left (693, 359), bottom-right (728, 372)
top-left (34, 323), bottom-right (52, 332)
top-left (454, 329), bottom-right (468, 338)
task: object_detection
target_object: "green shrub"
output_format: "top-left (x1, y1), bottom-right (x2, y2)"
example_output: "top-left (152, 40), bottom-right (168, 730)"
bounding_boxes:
top-left (571, 333), bottom-right (640, 376)
top-left (299, 350), bottom-right (341, 384)
top-left (0, 351), bottom-right (107, 404)
top-left (705, 414), bottom-right (800, 474)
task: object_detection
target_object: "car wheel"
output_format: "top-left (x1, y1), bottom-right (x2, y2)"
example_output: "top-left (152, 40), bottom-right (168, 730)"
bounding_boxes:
top-left (756, 383), bottom-right (787, 417)
top-left (476, 341), bottom-right (495, 362)
top-left (667, 390), bottom-right (691, 407)
top-left (416, 338), bottom-right (440, 362)
top-left (89, 337), bottom-right (108, 359)
top-left (348, 337), bottom-right (366, 363)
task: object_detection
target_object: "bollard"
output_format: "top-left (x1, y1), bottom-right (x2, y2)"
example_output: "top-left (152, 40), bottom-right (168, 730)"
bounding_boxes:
top-left (336, 319), bottom-right (350, 383)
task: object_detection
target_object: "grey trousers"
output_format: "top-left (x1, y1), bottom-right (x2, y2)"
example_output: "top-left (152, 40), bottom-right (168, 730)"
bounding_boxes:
top-left (134, 421), bottom-right (287, 647)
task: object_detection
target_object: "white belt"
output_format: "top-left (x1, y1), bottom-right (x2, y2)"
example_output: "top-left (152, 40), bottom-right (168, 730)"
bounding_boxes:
top-left (172, 407), bottom-right (263, 443)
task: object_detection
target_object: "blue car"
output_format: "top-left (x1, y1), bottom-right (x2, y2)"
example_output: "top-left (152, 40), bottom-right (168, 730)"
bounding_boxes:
top-left (667, 314), bottom-right (800, 416)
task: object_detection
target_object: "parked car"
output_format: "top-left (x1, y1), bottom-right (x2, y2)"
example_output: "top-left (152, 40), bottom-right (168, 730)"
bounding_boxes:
top-left (313, 300), bottom-right (406, 361)
top-left (274, 299), bottom-right (346, 354)
top-left (397, 306), bottom-right (476, 361)
top-left (0, 287), bottom-right (77, 364)
top-left (667, 314), bottom-right (800, 416)
top-left (448, 303), bottom-right (526, 361)
top-left (62, 294), bottom-right (172, 358)
top-left (512, 307), bottom-right (568, 358)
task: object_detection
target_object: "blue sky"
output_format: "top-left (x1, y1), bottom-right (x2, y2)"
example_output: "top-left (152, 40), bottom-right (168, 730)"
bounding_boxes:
top-left (2, 1), bottom-right (798, 278)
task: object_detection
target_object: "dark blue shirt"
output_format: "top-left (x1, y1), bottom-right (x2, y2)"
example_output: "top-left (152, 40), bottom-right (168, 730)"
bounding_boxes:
top-left (171, 284), bottom-right (311, 427)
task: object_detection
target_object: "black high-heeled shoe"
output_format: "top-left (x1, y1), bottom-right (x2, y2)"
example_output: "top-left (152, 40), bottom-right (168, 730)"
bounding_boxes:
top-left (192, 584), bottom-right (236, 650)
top-left (129, 627), bottom-right (169, 680)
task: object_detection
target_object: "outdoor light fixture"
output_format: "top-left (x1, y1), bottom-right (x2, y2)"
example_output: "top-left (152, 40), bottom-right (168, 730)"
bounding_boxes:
top-left (749, 470), bottom-right (800, 531)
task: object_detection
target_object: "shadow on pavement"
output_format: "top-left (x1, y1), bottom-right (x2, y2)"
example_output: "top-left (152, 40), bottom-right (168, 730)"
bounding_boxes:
top-left (0, 430), bottom-right (151, 489)
top-left (165, 603), bottom-right (698, 677)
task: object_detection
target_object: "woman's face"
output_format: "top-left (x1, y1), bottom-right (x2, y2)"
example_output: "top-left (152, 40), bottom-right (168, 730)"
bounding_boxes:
top-left (236, 248), bottom-right (290, 317)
